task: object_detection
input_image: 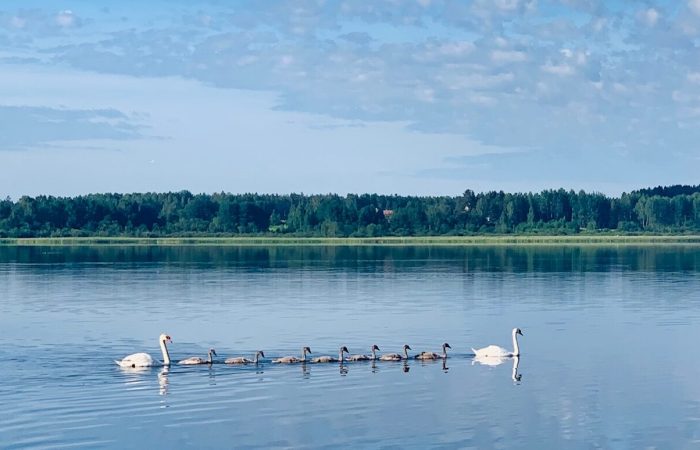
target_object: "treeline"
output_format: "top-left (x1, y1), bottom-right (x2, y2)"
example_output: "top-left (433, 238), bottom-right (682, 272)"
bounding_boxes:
top-left (1, 185), bottom-right (700, 237)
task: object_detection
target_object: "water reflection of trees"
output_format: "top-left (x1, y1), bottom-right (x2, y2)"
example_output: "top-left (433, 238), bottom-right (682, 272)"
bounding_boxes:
top-left (4, 245), bottom-right (700, 273)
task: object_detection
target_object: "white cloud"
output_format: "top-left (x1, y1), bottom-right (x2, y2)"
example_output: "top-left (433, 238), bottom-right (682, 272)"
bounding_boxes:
top-left (3, 0), bottom-right (700, 193)
top-left (470, 94), bottom-right (496, 106)
top-left (440, 72), bottom-right (515, 90)
top-left (279, 55), bottom-right (294, 66)
top-left (415, 88), bottom-right (435, 102)
top-left (494, 37), bottom-right (509, 48)
top-left (10, 16), bottom-right (26, 29)
top-left (437, 41), bottom-right (475, 56)
top-left (56, 10), bottom-right (76, 28)
top-left (0, 105), bottom-right (142, 150)
top-left (490, 50), bottom-right (527, 63)
top-left (542, 63), bottom-right (574, 76)
top-left (560, 48), bottom-right (587, 65)
top-left (495, 0), bottom-right (521, 11)
top-left (588, 17), bottom-right (607, 33)
top-left (689, 0), bottom-right (700, 16)
top-left (639, 8), bottom-right (660, 27)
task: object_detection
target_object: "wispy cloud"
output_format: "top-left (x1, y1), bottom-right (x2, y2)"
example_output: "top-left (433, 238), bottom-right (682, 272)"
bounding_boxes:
top-left (1, 0), bottom-right (699, 193)
top-left (0, 105), bottom-right (142, 150)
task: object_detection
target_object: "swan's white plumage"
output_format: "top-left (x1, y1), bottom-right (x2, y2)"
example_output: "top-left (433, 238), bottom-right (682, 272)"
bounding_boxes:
top-left (115, 352), bottom-right (155, 368)
top-left (471, 344), bottom-right (512, 358)
top-left (115, 333), bottom-right (172, 368)
top-left (472, 328), bottom-right (522, 358)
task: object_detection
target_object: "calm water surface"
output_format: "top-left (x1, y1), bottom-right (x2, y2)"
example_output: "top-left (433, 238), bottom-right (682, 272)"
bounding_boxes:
top-left (1, 245), bottom-right (700, 449)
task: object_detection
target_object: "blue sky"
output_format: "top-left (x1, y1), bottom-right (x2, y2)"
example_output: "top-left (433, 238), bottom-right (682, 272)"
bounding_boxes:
top-left (1, 0), bottom-right (699, 197)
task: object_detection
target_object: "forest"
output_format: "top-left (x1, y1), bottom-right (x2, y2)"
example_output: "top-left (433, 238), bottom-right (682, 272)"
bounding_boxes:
top-left (1, 185), bottom-right (700, 237)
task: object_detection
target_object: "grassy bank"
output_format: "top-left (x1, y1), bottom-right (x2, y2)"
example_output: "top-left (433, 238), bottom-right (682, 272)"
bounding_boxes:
top-left (1, 235), bottom-right (700, 246)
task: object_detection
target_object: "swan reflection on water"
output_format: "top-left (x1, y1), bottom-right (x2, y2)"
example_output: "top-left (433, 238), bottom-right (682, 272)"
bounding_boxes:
top-left (512, 357), bottom-right (522, 383)
top-left (158, 367), bottom-right (169, 397)
top-left (412, 355), bottom-right (450, 373)
top-left (473, 355), bottom-right (523, 383)
top-left (208, 365), bottom-right (217, 386)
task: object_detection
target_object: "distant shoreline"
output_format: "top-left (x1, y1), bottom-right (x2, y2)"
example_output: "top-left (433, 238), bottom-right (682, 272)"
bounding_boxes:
top-left (2, 236), bottom-right (700, 246)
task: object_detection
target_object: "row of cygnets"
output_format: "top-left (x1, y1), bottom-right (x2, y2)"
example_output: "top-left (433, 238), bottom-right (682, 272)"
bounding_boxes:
top-left (116, 328), bottom-right (523, 368)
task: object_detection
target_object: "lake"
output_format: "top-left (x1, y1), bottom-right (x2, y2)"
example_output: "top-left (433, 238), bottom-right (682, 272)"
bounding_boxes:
top-left (1, 245), bottom-right (700, 449)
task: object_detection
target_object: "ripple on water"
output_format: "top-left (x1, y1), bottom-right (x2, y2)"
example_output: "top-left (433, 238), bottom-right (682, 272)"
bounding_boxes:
top-left (2, 247), bottom-right (700, 448)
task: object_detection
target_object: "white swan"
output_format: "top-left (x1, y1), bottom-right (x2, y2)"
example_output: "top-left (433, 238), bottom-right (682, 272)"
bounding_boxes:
top-left (472, 328), bottom-right (523, 358)
top-left (347, 345), bottom-right (380, 361)
top-left (179, 348), bottom-right (217, 365)
top-left (415, 343), bottom-right (451, 360)
top-left (225, 350), bottom-right (265, 364)
top-left (115, 333), bottom-right (173, 368)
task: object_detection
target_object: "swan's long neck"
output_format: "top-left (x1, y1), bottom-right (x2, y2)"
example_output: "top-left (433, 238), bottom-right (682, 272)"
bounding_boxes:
top-left (338, 349), bottom-right (344, 362)
top-left (254, 352), bottom-right (259, 364)
top-left (442, 345), bottom-right (448, 358)
top-left (301, 348), bottom-right (307, 362)
top-left (403, 347), bottom-right (409, 359)
top-left (160, 340), bottom-right (171, 366)
top-left (371, 348), bottom-right (376, 360)
top-left (512, 331), bottom-right (520, 356)
top-left (207, 351), bottom-right (213, 364)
